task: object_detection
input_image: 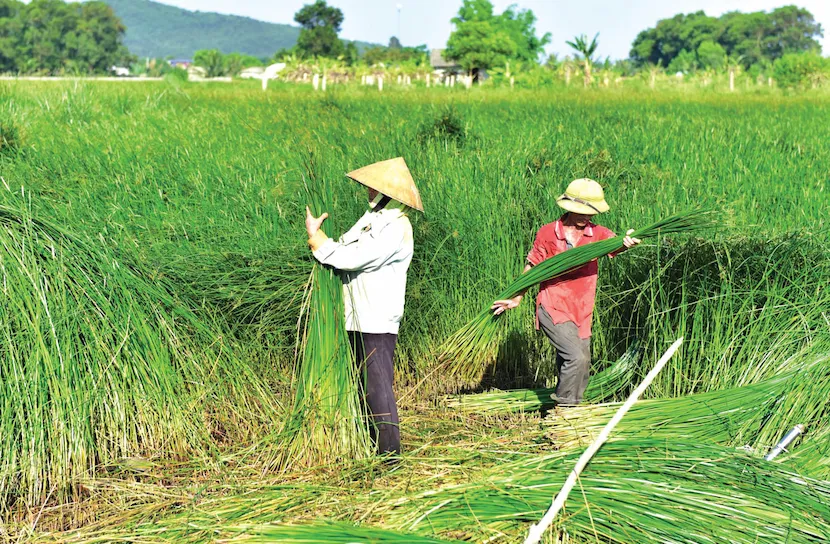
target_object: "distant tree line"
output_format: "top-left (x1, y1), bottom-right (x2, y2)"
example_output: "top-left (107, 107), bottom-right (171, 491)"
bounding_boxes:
top-left (0, 0), bottom-right (826, 91)
top-left (630, 6), bottom-right (823, 72)
top-left (0, 0), bottom-right (132, 74)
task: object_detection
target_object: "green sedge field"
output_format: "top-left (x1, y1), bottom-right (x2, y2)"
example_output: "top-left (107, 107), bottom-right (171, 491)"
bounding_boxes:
top-left (1, 80), bottom-right (829, 542)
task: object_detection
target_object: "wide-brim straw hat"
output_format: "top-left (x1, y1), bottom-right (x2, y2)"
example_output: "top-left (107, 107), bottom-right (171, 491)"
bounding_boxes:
top-left (556, 178), bottom-right (610, 215)
top-left (346, 157), bottom-right (424, 212)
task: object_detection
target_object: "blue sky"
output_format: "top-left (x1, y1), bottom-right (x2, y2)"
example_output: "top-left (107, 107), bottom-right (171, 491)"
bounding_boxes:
top-left (155, 1), bottom-right (827, 61)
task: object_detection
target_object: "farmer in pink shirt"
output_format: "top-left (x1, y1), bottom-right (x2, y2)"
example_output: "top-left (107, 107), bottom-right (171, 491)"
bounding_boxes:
top-left (491, 179), bottom-right (640, 405)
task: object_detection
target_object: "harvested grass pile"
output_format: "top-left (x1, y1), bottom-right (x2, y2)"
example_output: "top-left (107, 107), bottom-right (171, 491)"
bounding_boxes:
top-left (218, 521), bottom-right (462, 543)
top-left (545, 351), bottom-right (830, 472)
top-left (0, 205), bottom-right (275, 514)
top-left (444, 342), bottom-right (640, 413)
top-left (385, 439), bottom-right (830, 543)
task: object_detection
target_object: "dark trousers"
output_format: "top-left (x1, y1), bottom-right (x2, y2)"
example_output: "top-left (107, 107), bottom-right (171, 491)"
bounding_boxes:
top-left (349, 331), bottom-right (401, 455)
top-left (537, 306), bottom-right (592, 405)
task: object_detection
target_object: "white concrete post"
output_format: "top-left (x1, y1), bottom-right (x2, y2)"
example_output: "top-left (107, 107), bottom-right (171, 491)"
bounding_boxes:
top-left (261, 76), bottom-right (268, 91)
top-left (510, 76), bottom-right (515, 88)
top-left (378, 76), bottom-right (383, 91)
top-left (312, 73), bottom-right (319, 90)
top-left (426, 73), bottom-right (431, 88)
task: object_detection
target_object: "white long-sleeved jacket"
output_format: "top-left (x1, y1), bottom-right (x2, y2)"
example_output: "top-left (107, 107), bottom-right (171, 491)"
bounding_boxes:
top-left (310, 208), bottom-right (413, 334)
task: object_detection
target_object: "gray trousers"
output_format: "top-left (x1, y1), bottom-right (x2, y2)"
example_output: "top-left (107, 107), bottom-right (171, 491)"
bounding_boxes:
top-left (349, 331), bottom-right (401, 455)
top-left (537, 306), bottom-right (592, 405)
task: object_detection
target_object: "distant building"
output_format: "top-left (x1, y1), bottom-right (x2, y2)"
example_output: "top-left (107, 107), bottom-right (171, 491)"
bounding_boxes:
top-left (168, 59), bottom-right (192, 69)
top-left (430, 49), bottom-right (460, 76)
top-left (110, 66), bottom-right (130, 77)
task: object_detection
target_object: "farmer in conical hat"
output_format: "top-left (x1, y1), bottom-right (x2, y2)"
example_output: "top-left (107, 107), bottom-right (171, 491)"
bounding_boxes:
top-left (305, 157), bottom-right (423, 456)
top-left (491, 179), bottom-right (640, 405)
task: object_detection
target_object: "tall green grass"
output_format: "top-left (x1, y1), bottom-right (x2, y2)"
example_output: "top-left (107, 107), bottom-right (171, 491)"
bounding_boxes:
top-left (3, 82), bottom-right (827, 388)
top-left (0, 204), bottom-right (277, 515)
top-left (1, 81), bottom-right (829, 535)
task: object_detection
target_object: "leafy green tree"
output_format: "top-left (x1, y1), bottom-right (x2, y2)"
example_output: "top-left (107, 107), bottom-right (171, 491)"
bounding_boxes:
top-left (445, 0), bottom-right (548, 75)
top-left (0, 0), bottom-right (24, 72)
top-left (343, 41), bottom-right (359, 65)
top-left (498, 5), bottom-right (551, 63)
top-left (294, 0), bottom-right (344, 59)
top-left (631, 11), bottom-right (718, 67)
top-left (71, 1), bottom-right (131, 72)
top-left (696, 40), bottom-right (726, 71)
top-left (194, 48), bottom-right (225, 77)
top-left (0, 0), bottom-right (130, 74)
top-left (667, 49), bottom-right (697, 73)
top-left (630, 7), bottom-right (822, 69)
top-left (716, 11), bottom-right (771, 68)
top-left (765, 6), bottom-right (824, 59)
top-left (773, 52), bottom-right (828, 89)
top-left (445, 17), bottom-right (516, 75)
top-left (224, 52), bottom-right (261, 76)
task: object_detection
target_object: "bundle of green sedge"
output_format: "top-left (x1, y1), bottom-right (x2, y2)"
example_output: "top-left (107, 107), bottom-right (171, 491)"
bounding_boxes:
top-left (275, 180), bottom-right (371, 470)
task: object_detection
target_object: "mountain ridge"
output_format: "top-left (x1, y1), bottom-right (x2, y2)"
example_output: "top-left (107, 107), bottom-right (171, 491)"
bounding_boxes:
top-left (105, 0), bottom-right (376, 60)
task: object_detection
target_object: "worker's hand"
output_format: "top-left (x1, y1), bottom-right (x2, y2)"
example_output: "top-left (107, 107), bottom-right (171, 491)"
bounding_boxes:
top-left (491, 295), bottom-right (522, 315)
top-left (305, 206), bottom-right (329, 238)
top-left (623, 229), bottom-right (641, 249)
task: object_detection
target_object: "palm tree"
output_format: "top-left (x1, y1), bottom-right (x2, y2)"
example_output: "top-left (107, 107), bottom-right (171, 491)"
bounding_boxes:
top-left (725, 54), bottom-right (744, 92)
top-left (566, 33), bottom-right (599, 87)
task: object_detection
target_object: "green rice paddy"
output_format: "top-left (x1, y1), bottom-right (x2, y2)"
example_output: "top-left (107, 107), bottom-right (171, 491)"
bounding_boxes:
top-left (1, 79), bottom-right (829, 542)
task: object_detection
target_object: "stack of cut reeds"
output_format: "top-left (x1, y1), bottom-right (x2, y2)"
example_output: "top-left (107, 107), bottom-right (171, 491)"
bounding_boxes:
top-left (444, 342), bottom-right (640, 413)
top-left (385, 439), bottom-right (830, 543)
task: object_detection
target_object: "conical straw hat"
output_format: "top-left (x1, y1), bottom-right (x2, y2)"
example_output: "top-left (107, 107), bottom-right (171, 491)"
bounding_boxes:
top-left (346, 157), bottom-right (424, 212)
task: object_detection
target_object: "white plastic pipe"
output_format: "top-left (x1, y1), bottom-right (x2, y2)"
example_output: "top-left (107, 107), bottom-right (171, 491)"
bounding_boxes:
top-left (524, 337), bottom-right (684, 544)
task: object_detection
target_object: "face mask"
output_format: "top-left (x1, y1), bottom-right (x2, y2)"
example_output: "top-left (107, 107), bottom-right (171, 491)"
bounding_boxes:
top-left (369, 192), bottom-right (386, 209)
